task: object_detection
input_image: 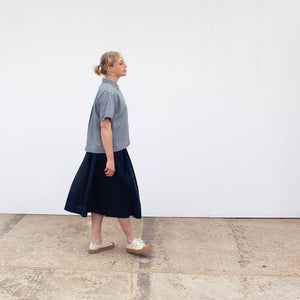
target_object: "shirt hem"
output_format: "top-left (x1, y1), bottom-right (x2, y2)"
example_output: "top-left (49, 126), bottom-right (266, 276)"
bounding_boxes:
top-left (85, 142), bottom-right (130, 153)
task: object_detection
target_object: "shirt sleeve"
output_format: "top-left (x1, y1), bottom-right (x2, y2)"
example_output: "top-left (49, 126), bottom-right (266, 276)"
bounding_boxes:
top-left (98, 91), bottom-right (115, 123)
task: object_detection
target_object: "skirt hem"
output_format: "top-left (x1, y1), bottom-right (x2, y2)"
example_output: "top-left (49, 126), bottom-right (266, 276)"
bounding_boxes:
top-left (64, 206), bottom-right (142, 219)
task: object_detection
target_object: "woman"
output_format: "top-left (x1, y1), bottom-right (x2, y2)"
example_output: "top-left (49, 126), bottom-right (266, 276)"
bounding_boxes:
top-left (64, 51), bottom-right (150, 255)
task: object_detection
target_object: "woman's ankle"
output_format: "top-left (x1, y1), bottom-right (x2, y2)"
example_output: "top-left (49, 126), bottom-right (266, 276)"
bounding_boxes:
top-left (92, 238), bottom-right (102, 244)
top-left (127, 236), bottom-right (136, 244)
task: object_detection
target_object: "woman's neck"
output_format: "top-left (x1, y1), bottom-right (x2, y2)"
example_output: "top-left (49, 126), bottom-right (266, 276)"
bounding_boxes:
top-left (104, 75), bottom-right (120, 83)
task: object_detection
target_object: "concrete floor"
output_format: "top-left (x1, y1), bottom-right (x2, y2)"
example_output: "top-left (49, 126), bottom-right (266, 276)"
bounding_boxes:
top-left (0, 214), bottom-right (299, 299)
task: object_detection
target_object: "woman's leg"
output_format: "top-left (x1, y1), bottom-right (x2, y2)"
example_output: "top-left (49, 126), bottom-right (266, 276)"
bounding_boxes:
top-left (91, 213), bottom-right (104, 244)
top-left (118, 217), bottom-right (136, 243)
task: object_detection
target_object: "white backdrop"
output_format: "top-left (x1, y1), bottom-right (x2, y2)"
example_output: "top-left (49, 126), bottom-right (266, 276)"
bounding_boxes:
top-left (0, 0), bottom-right (299, 217)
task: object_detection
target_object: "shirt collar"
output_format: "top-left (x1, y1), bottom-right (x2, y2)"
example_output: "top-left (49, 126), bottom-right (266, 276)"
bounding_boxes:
top-left (102, 78), bottom-right (119, 90)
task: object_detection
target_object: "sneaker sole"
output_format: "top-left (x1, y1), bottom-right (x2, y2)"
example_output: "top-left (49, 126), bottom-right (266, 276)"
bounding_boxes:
top-left (126, 245), bottom-right (150, 254)
top-left (88, 242), bottom-right (115, 254)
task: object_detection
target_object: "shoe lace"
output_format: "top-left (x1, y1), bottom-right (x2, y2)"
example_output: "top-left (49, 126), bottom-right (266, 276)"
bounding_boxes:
top-left (136, 238), bottom-right (145, 245)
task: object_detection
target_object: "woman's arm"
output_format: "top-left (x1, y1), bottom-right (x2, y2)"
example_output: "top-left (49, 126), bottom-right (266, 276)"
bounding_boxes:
top-left (100, 118), bottom-right (115, 177)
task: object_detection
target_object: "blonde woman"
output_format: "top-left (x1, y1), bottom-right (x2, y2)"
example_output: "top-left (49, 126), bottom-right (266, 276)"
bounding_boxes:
top-left (64, 51), bottom-right (150, 255)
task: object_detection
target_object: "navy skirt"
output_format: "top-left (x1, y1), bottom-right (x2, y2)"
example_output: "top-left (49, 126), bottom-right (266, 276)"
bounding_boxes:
top-left (64, 148), bottom-right (142, 218)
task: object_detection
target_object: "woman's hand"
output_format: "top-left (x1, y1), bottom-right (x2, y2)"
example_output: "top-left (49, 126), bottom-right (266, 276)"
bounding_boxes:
top-left (104, 159), bottom-right (115, 177)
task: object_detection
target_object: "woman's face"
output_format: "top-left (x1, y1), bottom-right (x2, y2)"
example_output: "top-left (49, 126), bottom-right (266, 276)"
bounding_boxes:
top-left (108, 56), bottom-right (127, 77)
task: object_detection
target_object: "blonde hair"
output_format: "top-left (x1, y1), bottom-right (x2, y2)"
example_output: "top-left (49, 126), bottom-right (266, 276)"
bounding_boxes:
top-left (94, 51), bottom-right (121, 76)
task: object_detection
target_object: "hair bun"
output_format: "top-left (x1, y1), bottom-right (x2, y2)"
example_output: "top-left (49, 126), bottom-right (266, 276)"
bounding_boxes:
top-left (94, 64), bottom-right (101, 76)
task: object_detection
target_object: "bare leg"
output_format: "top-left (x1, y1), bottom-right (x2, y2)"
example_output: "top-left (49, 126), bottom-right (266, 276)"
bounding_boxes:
top-left (118, 217), bottom-right (136, 243)
top-left (91, 213), bottom-right (104, 244)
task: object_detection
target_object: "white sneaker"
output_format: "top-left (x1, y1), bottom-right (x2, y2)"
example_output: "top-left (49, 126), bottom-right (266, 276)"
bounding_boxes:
top-left (126, 238), bottom-right (150, 254)
top-left (88, 240), bottom-right (115, 254)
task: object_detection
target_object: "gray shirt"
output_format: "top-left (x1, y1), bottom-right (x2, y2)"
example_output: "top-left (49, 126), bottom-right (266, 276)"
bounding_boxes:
top-left (85, 78), bottom-right (130, 153)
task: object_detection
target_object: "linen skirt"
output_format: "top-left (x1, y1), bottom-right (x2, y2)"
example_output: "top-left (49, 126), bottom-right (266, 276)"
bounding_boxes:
top-left (64, 148), bottom-right (142, 218)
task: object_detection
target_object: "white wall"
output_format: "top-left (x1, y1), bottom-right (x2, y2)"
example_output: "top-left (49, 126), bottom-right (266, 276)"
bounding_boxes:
top-left (0, 0), bottom-right (299, 217)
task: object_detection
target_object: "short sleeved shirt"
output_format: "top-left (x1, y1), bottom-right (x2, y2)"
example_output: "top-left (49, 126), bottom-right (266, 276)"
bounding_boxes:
top-left (85, 78), bottom-right (130, 153)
